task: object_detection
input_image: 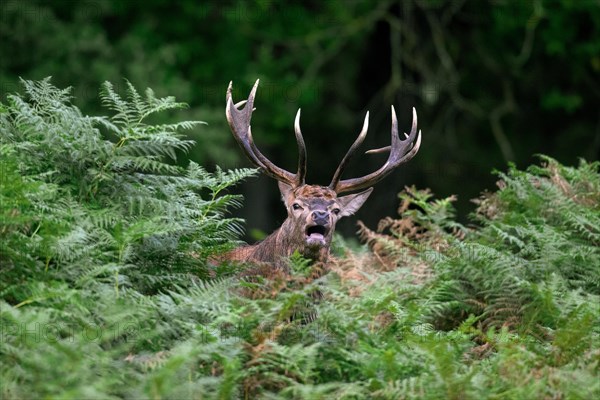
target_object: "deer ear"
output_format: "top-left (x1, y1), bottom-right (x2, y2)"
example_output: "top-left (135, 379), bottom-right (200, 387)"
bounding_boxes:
top-left (338, 187), bottom-right (373, 217)
top-left (278, 181), bottom-right (295, 204)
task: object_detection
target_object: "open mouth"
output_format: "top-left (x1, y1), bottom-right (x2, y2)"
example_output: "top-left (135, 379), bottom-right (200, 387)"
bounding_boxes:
top-left (305, 224), bottom-right (329, 246)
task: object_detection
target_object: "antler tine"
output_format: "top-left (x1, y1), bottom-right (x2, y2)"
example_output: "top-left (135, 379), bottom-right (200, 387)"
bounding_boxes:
top-left (365, 146), bottom-right (390, 154)
top-left (333, 106), bottom-right (421, 194)
top-left (294, 109), bottom-right (307, 185)
top-left (328, 111), bottom-right (370, 190)
top-left (226, 80), bottom-right (297, 185)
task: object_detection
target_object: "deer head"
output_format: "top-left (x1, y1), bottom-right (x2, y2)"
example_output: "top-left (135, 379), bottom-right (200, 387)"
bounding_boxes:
top-left (225, 80), bottom-right (421, 264)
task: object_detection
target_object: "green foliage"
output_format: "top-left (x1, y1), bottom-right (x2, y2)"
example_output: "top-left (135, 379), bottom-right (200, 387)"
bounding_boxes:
top-left (1, 79), bottom-right (598, 399)
top-left (0, 79), bottom-right (257, 397)
top-left (350, 157), bottom-right (599, 398)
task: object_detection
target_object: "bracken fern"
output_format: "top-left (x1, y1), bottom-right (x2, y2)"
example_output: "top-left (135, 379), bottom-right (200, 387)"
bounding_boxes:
top-left (1, 79), bottom-right (598, 399)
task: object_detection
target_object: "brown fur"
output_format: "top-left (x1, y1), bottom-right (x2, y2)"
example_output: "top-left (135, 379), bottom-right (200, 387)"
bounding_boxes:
top-left (222, 184), bottom-right (372, 272)
top-left (224, 80), bottom-right (421, 277)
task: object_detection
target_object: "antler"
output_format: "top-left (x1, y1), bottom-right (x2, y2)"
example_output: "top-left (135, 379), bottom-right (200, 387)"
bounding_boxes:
top-left (226, 80), bottom-right (307, 187)
top-left (329, 106), bottom-right (421, 194)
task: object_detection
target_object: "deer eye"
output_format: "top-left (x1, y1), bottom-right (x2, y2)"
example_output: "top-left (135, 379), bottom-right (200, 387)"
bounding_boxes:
top-left (292, 203), bottom-right (303, 210)
top-left (332, 208), bottom-right (341, 215)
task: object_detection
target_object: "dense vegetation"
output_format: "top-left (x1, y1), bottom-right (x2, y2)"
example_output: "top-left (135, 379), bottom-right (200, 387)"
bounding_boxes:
top-left (1, 80), bottom-right (598, 399)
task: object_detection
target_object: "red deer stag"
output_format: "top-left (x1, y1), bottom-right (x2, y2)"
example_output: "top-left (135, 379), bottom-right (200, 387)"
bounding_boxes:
top-left (224, 80), bottom-right (421, 269)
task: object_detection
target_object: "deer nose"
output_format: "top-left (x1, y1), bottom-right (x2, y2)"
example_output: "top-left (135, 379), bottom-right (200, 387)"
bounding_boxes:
top-left (312, 210), bottom-right (329, 223)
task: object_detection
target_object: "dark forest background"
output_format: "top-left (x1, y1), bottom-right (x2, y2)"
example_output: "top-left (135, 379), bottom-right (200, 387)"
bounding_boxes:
top-left (2, 0), bottom-right (598, 240)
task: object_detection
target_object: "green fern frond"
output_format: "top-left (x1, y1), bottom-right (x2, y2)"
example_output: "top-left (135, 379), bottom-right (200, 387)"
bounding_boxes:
top-left (2, 79), bottom-right (598, 399)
